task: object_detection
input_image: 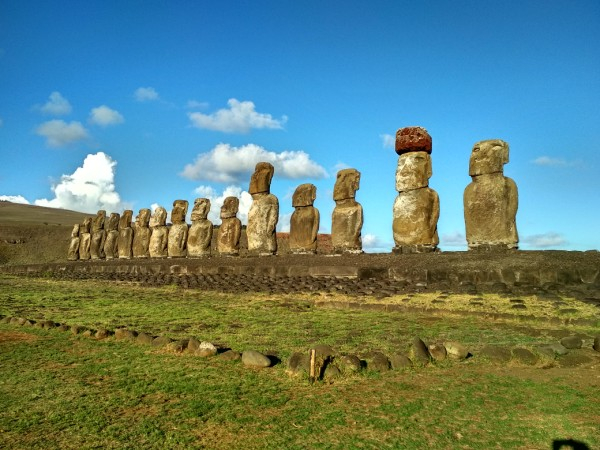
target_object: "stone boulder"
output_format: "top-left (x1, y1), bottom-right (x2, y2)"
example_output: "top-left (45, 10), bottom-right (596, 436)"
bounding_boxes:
top-left (242, 350), bottom-right (272, 368)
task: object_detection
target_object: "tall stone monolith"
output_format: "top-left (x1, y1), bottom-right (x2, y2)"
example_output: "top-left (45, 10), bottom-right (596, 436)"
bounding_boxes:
top-left (464, 139), bottom-right (518, 251)
top-left (117, 210), bottom-right (133, 259)
top-left (67, 224), bottom-right (80, 261)
top-left (247, 162), bottom-right (278, 256)
top-left (90, 210), bottom-right (106, 260)
top-left (217, 196), bottom-right (241, 256)
top-left (149, 206), bottom-right (168, 258)
top-left (332, 168), bottom-right (363, 254)
top-left (187, 198), bottom-right (213, 258)
top-left (78, 217), bottom-right (92, 260)
top-left (289, 183), bottom-right (319, 254)
top-left (103, 212), bottom-right (120, 260)
top-left (133, 208), bottom-right (151, 258)
top-left (392, 126), bottom-right (439, 253)
top-left (168, 200), bottom-right (189, 258)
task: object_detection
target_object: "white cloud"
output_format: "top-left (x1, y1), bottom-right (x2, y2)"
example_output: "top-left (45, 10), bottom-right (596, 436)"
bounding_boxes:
top-left (277, 212), bottom-right (292, 233)
top-left (34, 152), bottom-right (124, 214)
top-left (36, 91), bottom-right (72, 115)
top-left (194, 185), bottom-right (253, 225)
top-left (35, 120), bottom-right (89, 147)
top-left (522, 232), bottom-right (567, 248)
top-left (186, 100), bottom-right (209, 109)
top-left (188, 98), bottom-right (287, 133)
top-left (532, 156), bottom-right (582, 168)
top-left (380, 133), bottom-right (395, 149)
top-left (440, 231), bottom-right (467, 247)
top-left (0, 195), bottom-right (30, 204)
top-left (134, 87), bottom-right (159, 102)
top-left (362, 233), bottom-right (393, 253)
top-left (181, 143), bottom-right (327, 183)
top-left (89, 105), bottom-right (124, 127)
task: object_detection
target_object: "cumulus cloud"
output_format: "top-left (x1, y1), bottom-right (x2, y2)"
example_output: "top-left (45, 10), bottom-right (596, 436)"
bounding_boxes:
top-left (522, 232), bottom-right (567, 248)
top-left (36, 91), bottom-right (72, 115)
top-left (380, 133), bottom-right (395, 149)
top-left (181, 143), bottom-right (327, 183)
top-left (0, 195), bottom-right (30, 204)
top-left (134, 87), bottom-right (159, 102)
top-left (277, 212), bottom-right (292, 233)
top-left (186, 100), bottom-right (209, 109)
top-left (89, 105), bottom-right (124, 127)
top-left (532, 156), bottom-right (582, 168)
top-left (440, 231), bottom-right (467, 247)
top-left (35, 120), bottom-right (89, 147)
top-left (34, 152), bottom-right (124, 213)
top-left (362, 233), bottom-right (393, 253)
top-left (188, 98), bottom-right (287, 133)
top-left (193, 185), bottom-right (253, 225)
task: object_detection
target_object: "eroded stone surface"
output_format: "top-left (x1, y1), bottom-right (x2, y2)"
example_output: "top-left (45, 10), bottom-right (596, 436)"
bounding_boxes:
top-left (217, 196), bottom-right (241, 256)
top-left (133, 208), bottom-right (151, 259)
top-left (90, 210), bottom-right (106, 260)
top-left (78, 217), bottom-right (92, 260)
top-left (247, 162), bottom-right (278, 255)
top-left (395, 126), bottom-right (432, 155)
top-left (149, 206), bottom-right (169, 258)
top-left (187, 198), bottom-right (213, 258)
top-left (332, 168), bottom-right (363, 253)
top-left (67, 224), bottom-right (80, 261)
top-left (117, 210), bottom-right (133, 259)
top-left (290, 184), bottom-right (319, 254)
top-left (103, 213), bottom-right (120, 260)
top-left (168, 200), bottom-right (189, 258)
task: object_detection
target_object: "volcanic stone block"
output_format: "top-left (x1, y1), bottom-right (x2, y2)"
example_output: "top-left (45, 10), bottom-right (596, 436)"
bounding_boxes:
top-left (118, 210), bottom-right (133, 259)
top-left (78, 217), bottom-right (92, 260)
top-left (331, 168), bottom-right (363, 254)
top-left (132, 208), bottom-right (151, 258)
top-left (103, 212), bottom-right (120, 259)
top-left (187, 198), bottom-right (213, 258)
top-left (464, 139), bottom-right (518, 251)
top-left (217, 196), bottom-right (241, 256)
top-left (247, 162), bottom-right (278, 255)
top-left (242, 350), bottom-right (271, 368)
top-left (67, 224), bottom-right (80, 261)
top-left (149, 206), bottom-right (168, 258)
top-left (90, 210), bottom-right (106, 260)
top-left (168, 200), bottom-right (189, 258)
top-left (395, 126), bottom-right (432, 155)
top-left (289, 183), bottom-right (319, 254)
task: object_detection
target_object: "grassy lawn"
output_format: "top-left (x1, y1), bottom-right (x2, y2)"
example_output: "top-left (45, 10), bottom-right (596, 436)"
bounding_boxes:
top-left (1, 275), bottom-right (599, 449)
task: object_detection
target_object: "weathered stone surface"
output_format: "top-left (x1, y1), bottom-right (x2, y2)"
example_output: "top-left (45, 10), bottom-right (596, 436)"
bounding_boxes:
top-left (90, 210), bottom-right (106, 260)
top-left (67, 224), bottom-right (80, 261)
top-left (78, 217), bottom-right (92, 260)
top-left (332, 169), bottom-right (363, 254)
top-left (132, 208), bottom-right (151, 258)
top-left (103, 213), bottom-right (120, 260)
top-left (539, 342), bottom-right (569, 356)
top-left (117, 210), bottom-right (133, 259)
top-left (70, 325), bottom-right (86, 335)
top-left (219, 350), bottom-right (241, 361)
top-left (594, 336), bottom-right (600, 352)
top-left (286, 351), bottom-right (310, 376)
top-left (95, 327), bottom-right (110, 340)
top-left (187, 198), bottom-right (213, 258)
top-left (187, 337), bottom-right (201, 353)
top-left (167, 340), bottom-right (188, 353)
top-left (464, 139), bottom-right (518, 251)
top-left (152, 335), bottom-right (173, 347)
top-left (136, 332), bottom-right (154, 345)
top-left (393, 151), bottom-right (439, 252)
top-left (289, 184), bottom-right (319, 254)
top-left (410, 337), bottom-right (432, 365)
top-left (395, 126), bottom-right (432, 155)
top-left (444, 341), bottom-right (469, 360)
top-left (115, 328), bottom-right (137, 340)
top-left (242, 350), bottom-right (272, 368)
top-left (217, 197), bottom-right (242, 256)
top-left (389, 353), bottom-right (413, 369)
top-left (149, 206), bottom-right (168, 258)
top-left (196, 341), bottom-right (218, 357)
top-left (323, 364), bottom-right (342, 380)
top-left (365, 351), bottom-right (390, 371)
top-left (428, 343), bottom-right (447, 361)
top-left (479, 345), bottom-right (512, 363)
top-left (247, 162), bottom-right (278, 255)
top-left (338, 354), bottom-right (362, 372)
top-left (560, 336), bottom-right (583, 349)
top-left (512, 347), bottom-right (539, 365)
top-left (168, 200), bottom-right (189, 258)
top-left (557, 352), bottom-right (593, 368)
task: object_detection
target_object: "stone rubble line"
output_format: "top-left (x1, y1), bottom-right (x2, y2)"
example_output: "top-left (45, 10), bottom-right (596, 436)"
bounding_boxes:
top-left (68, 128), bottom-right (524, 262)
top-left (2, 314), bottom-right (599, 378)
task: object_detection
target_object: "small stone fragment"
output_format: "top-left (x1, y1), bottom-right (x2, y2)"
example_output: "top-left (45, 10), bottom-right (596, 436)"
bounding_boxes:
top-left (152, 335), bottom-right (173, 347)
top-left (560, 336), bottom-right (583, 349)
top-left (338, 354), bottom-right (362, 372)
top-left (114, 328), bottom-right (137, 340)
top-left (366, 352), bottom-right (390, 372)
top-left (286, 352), bottom-right (310, 376)
top-left (410, 337), bottom-right (432, 365)
top-left (242, 350), bottom-right (272, 368)
top-left (70, 325), bottom-right (86, 335)
top-left (444, 341), bottom-right (469, 360)
top-left (167, 340), bottom-right (188, 353)
top-left (196, 341), bottom-right (218, 357)
top-left (219, 350), bottom-right (241, 361)
top-left (136, 332), bottom-right (154, 345)
top-left (428, 343), bottom-right (447, 361)
top-left (95, 328), bottom-right (111, 340)
top-left (389, 353), bottom-right (412, 370)
top-left (187, 337), bottom-right (201, 353)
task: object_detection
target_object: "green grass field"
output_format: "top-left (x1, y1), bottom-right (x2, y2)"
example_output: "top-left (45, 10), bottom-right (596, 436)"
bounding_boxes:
top-left (1, 275), bottom-right (599, 449)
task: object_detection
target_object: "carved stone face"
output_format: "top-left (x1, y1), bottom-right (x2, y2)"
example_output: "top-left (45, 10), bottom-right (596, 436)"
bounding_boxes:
top-left (191, 198), bottom-right (211, 221)
top-left (221, 196), bottom-right (239, 219)
top-left (81, 217), bottom-right (92, 233)
top-left (292, 183), bottom-right (316, 207)
top-left (469, 139), bottom-right (509, 176)
top-left (71, 224), bottom-right (80, 237)
top-left (136, 208), bottom-right (151, 227)
top-left (249, 162), bottom-right (274, 195)
top-left (150, 206), bottom-right (167, 227)
top-left (171, 200), bottom-right (189, 224)
top-left (395, 152), bottom-right (432, 191)
top-left (333, 168), bottom-right (360, 201)
top-left (92, 210), bottom-right (106, 231)
top-left (106, 213), bottom-right (120, 231)
top-left (119, 210), bottom-right (133, 230)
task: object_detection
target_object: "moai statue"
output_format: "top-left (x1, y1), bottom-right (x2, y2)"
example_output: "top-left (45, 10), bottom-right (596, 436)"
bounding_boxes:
top-left (289, 183), bottom-right (319, 254)
top-left (187, 198), bottom-right (213, 257)
top-left (464, 139), bottom-right (518, 251)
top-left (90, 210), bottom-right (106, 260)
top-left (217, 196), bottom-right (242, 256)
top-left (103, 212), bottom-right (120, 260)
top-left (247, 162), bottom-right (279, 255)
top-left (331, 168), bottom-right (363, 254)
top-left (149, 206), bottom-right (169, 258)
top-left (67, 224), bottom-right (80, 261)
top-left (392, 126), bottom-right (440, 253)
top-left (78, 217), bottom-right (92, 260)
top-left (132, 208), bottom-right (151, 258)
top-left (117, 210), bottom-right (134, 259)
top-left (168, 200), bottom-right (189, 258)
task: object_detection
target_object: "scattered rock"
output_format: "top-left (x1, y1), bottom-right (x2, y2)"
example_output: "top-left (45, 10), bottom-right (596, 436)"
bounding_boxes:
top-left (593, 336), bottom-right (599, 352)
top-left (152, 335), bottom-right (173, 347)
top-left (444, 341), bottom-right (469, 360)
top-left (409, 337), bottom-right (431, 365)
top-left (242, 350), bottom-right (271, 368)
top-left (428, 343), bottom-right (447, 361)
top-left (195, 341), bottom-right (217, 357)
top-left (389, 353), bottom-right (412, 370)
top-left (323, 364), bottom-right (342, 380)
top-left (136, 332), bottom-right (154, 345)
top-left (82, 329), bottom-right (94, 338)
top-left (95, 328), bottom-right (111, 339)
top-left (70, 325), bottom-right (86, 335)
top-left (286, 352), bottom-right (310, 376)
top-left (114, 328), bottom-right (137, 340)
top-left (41, 320), bottom-right (56, 329)
top-left (338, 354), bottom-right (362, 372)
top-left (57, 324), bottom-right (70, 332)
top-left (539, 342), bottom-right (569, 356)
top-left (167, 339), bottom-right (188, 353)
top-left (365, 351), bottom-right (390, 372)
top-left (218, 350), bottom-right (241, 361)
top-left (511, 348), bottom-right (538, 365)
top-left (479, 345), bottom-right (512, 363)
top-left (557, 352), bottom-right (593, 368)
top-left (560, 336), bottom-right (583, 350)
top-left (187, 337), bottom-right (201, 353)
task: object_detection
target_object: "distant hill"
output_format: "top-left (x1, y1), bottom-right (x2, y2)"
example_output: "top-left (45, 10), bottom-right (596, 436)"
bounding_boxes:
top-left (0, 201), bottom-right (91, 226)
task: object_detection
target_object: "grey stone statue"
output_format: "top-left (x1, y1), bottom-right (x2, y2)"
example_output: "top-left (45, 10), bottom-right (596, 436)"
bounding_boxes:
top-left (289, 183), bottom-right (319, 254)
top-left (247, 162), bottom-right (278, 255)
top-left (132, 208), bottom-right (151, 258)
top-left (168, 200), bottom-right (189, 258)
top-left (78, 217), bottom-right (92, 260)
top-left (90, 210), bottom-right (106, 260)
top-left (187, 198), bottom-right (213, 257)
top-left (217, 196), bottom-right (242, 256)
top-left (149, 206), bottom-right (169, 258)
top-left (67, 224), bottom-right (80, 261)
top-left (331, 168), bottom-right (363, 254)
top-left (103, 212), bottom-right (120, 259)
top-left (117, 210), bottom-right (133, 259)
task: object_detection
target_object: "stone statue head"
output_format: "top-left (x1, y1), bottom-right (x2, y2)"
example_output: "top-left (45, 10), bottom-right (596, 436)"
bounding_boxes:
top-left (220, 196), bottom-right (239, 219)
top-left (395, 126), bottom-right (432, 155)
top-left (292, 183), bottom-right (316, 207)
top-left (149, 206), bottom-right (167, 227)
top-left (136, 208), bottom-right (151, 227)
top-left (249, 162), bottom-right (275, 195)
top-left (395, 151), bottom-right (432, 191)
top-left (469, 139), bottom-right (509, 176)
top-left (171, 200), bottom-right (189, 224)
top-left (81, 217), bottom-right (92, 233)
top-left (333, 168), bottom-right (361, 201)
top-left (71, 223), bottom-right (80, 237)
top-left (191, 198), bottom-right (211, 221)
top-left (106, 213), bottom-right (120, 231)
top-left (119, 210), bottom-right (133, 230)
top-left (92, 210), bottom-right (106, 231)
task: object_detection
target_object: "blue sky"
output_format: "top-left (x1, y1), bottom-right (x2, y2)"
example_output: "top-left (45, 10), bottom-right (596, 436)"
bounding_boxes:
top-left (1, 1), bottom-right (599, 251)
